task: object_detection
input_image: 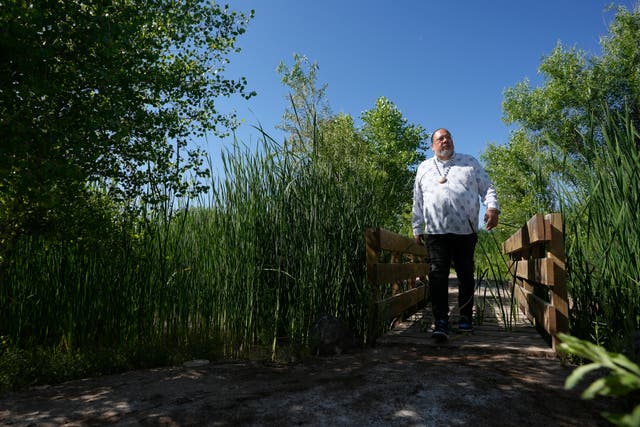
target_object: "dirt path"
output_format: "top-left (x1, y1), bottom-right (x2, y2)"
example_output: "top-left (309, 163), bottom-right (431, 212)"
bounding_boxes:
top-left (0, 343), bottom-right (617, 427)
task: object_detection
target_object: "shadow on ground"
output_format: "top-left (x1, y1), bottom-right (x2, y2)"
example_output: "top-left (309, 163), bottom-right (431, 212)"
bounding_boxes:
top-left (0, 344), bottom-right (620, 426)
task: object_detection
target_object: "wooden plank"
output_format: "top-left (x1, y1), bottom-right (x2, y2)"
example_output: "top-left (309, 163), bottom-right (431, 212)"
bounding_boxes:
top-left (509, 258), bottom-right (565, 287)
top-left (377, 285), bottom-right (427, 322)
top-left (365, 228), bottom-right (381, 344)
top-left (547, 213), bottom-right (568, 350)
top-left (513, 282), bottom-right (556, 335)
top-left (376, 279), bottom-right (556, 357)
top-left (545, 213), bottom-right (565, 262)
top-left (503, 213), bottom-right (551, 255)
top-left (502, 212), bottom-right (567, 352)
top-left (373, 263), bottom-right (430, 286)
top-left (516, 276), bottom-right (534, 293)
top-left (366, 227), bottom-right (431, 343)
top-left (508, 273), bottom-right (534, 293)
top-left (378, 228), bottom-right (427, 256)
top-left (365, 228), bottom-right (380, 285)
top-left (527, 213), bottom-right (547, 245)
top-left (502, 225), bottom-right (527, 255)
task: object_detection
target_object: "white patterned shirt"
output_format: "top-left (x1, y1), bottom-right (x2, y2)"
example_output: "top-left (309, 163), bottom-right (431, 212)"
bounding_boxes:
top-left (412, 152), bottom-right (499, 235)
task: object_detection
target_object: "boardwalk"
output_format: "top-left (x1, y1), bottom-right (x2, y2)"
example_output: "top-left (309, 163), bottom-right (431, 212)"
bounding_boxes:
top-left (377, 277), bottom-right (556, 358)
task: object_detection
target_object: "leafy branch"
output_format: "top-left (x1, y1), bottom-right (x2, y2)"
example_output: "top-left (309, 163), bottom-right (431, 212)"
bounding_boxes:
top-left (559, 333), bottom-right (640, 426)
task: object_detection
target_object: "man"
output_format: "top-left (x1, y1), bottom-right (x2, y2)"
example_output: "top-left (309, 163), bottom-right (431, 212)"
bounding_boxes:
top-left (412, 128), bottom-right (499, 342)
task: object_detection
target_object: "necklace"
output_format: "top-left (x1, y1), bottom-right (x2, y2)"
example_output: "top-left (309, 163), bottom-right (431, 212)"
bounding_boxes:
top-left (434, 155), bottom-right (454, 184)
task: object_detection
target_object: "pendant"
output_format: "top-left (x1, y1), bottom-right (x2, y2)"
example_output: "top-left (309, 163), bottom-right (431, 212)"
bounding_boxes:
top-left (438, 176), bottom-right (447, 184)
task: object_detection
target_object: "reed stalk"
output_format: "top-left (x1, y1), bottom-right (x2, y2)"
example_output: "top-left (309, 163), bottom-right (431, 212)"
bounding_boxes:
top-left (0, 127), bottom-right (384, 388)
top-left (559, 109), bottom-right (640, 353)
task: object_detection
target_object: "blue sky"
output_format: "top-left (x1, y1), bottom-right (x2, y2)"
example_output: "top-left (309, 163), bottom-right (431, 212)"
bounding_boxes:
top-left (209, 1), bottom-right (636, 169)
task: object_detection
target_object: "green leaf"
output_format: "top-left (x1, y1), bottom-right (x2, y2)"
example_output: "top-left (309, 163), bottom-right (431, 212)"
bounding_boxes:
top-left (603, 405), bottom-right (640, 427)
top-left (564, 362), bottom-right (601, 390)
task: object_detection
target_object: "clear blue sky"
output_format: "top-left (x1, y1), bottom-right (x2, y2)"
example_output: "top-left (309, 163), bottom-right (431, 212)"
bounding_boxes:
top-left (209, 1), bottom-right (636, 169)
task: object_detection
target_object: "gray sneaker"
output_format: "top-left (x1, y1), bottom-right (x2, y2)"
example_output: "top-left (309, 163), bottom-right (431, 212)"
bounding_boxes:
top-left (432, 319), bottom-right (449, 342)
top-left (458, 316), bottom-right (473, 332)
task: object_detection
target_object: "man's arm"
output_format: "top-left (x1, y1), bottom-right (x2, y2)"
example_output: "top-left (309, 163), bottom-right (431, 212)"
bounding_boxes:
top-left (484, 208), bottom-right (499, 231)
top-left (474, 158), bottom-right (500, 229)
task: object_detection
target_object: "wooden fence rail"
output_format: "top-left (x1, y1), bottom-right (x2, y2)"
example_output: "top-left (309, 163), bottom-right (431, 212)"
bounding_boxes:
top-left (365, 228), bottom-right (430, 342)
top-left (502, 213), bottom-right (569, 351)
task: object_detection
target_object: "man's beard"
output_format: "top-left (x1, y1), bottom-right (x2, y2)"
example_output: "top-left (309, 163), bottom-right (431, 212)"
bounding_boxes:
top-left (437, 149), bottom-right (453, 159)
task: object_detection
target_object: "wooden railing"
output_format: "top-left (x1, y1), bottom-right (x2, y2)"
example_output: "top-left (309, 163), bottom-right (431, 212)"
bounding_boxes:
top-left (365, 228), bottom-right (430, 341)
top-left (502, 213), bottom-right (569, 351)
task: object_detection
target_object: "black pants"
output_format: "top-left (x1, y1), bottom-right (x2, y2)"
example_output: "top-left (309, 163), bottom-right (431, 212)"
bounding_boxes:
top-left (425, 233), bottom-right (478, 323)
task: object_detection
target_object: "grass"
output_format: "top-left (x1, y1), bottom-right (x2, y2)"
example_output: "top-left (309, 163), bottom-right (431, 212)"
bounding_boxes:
top-left (559, 110), bottom-right (640, 354)
top-left (473, 108), bottom-right (640, 357)
top-left (473, 229), bottom-right (519, 330)
top-left (0, 131), bottom-right (385, 391)
top-left (2, 108), bottom-right (638, 393)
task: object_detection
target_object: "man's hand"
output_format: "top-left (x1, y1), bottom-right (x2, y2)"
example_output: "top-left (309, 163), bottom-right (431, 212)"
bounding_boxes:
top-left (415, 234), bottom-right (426, 245)
top-left (484, 208), bottom-right (500, 231)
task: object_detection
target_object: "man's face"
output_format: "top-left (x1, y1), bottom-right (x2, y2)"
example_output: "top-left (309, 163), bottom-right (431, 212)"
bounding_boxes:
top-left (432, 129), bottom-right (454, 160)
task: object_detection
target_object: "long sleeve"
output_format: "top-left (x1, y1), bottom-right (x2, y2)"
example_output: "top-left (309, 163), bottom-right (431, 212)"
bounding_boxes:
top-left (412, 164), bottom-right (426, 236)
top-left (475, 160), bottom-right (500, 212)
top-left (412, 153), bottom-right (499, 235)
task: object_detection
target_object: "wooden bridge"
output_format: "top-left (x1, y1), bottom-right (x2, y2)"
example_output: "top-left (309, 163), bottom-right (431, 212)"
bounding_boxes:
top-left (366, 213), bottom-right (568, 358)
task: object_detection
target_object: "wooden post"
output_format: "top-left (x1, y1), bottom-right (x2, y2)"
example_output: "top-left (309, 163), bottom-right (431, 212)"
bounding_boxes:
top-left (365, 228), bottom-right (430, 343)
top-left (546, 213), bottom-right (569, 351)
top-left (390, 252), bottom-right (401, 295)
top-left (503, 212), bottom-right (569, 354)
top-left (366, 228), bottom-right (381, 344)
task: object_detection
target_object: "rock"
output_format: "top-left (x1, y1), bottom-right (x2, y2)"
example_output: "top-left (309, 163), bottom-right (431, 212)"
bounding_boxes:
top-left (183, 359), bottom-right (210, 368)
top-left (309, 314), bottom-right (359, 356)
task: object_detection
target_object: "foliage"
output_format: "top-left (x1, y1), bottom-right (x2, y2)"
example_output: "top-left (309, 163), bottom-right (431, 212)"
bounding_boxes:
top-left (316, 113), bottom-right (370, 174)
top-left (559, 333), bottom-right (640, 426)
top-left (503, 4), bottom-right (640, 163)
top-left (360, 96), bottom-right (429, 230)
top-left (481, 130), bottom-right (555, 228)
top-left (561, 108), bottom-right (640, 352)
top-left (0, 0), bottom-right (255, 259)
top-left (482, 4), bottom-right (640, 351)
top-left (277, 54), bottom-right (428, 231)
top-left (493, 4), bottom-right (640, 223)
top-left (474, 229), bottom-right (518, 330)
top-left (0, 128), bottom-right (384, 389)
top-left (277, 53), bottom-right (332, 150)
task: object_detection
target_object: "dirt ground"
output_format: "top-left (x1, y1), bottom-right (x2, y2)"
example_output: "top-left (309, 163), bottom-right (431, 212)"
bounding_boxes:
top-left (0, 342), bottom-right (620, 427)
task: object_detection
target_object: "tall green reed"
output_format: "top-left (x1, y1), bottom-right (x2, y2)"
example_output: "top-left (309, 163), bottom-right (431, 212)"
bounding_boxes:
top-left (474, 228), bottom-right (518, 330)
top-left (196, 132), bottom-right (384, 357)
top-left (560, 109), bottom-right (640, 353)
top-left (0, 123), bottom-right (386, 390)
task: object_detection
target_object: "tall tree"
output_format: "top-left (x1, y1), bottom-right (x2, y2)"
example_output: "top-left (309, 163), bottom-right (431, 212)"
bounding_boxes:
top-left (0, 1), bottom-right (255, 251)
top-left (315, 113), bottom-right (371, 178)
top-left (277, 55), bottom-right (428, 231)
top-left (481, 130), bottom-right (555, 228)
top-left (501, 5), bottom-right (640, 187)
top-left (360, 97), bottom-right (428, 230)
top-left (277, 53), bottom-right (331, 152)
top-left (489, 4), bottom-right (640, 224)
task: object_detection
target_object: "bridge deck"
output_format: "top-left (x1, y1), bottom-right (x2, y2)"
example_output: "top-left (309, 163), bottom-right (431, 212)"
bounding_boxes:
top-left (376, 278), bottom-right (556, 358)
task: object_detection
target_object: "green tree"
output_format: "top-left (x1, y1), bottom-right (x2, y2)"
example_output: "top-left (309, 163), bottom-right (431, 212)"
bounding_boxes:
top-left (360, 96), bottom-right (428, 230)
top-left (0, 1), bottom-right (255, 254)
top-left (487, 4), bottom-right (639, 224)
top-left (481, 130), bottom-right (555, 229)
top-left (501, 5), bottom-right (640, 188)
top-left (316, 113), bottom-right (371, 178)
top-left (488, 5), bottom-right (640, 352)
top-left (277, 53), bottom-right (331, 152)
top-left (277, 55), bottom-right (428, 231)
